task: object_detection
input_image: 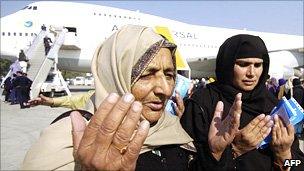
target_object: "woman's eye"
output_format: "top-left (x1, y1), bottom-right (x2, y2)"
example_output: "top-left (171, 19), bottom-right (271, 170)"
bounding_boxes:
top-left (139, 74), bottom-right (151, 80)
top-left (236, 62), bottom-right (249, 67)
top-left (165, 73), bottom-right (174, 79)
top-left (254, 63), bottom-right (263, 68)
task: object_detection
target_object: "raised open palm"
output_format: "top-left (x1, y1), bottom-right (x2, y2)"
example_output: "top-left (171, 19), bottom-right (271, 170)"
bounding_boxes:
top-left (70, 93), bottom-right (150, 170)
top-left (208, 93), bottom-right (242, 160)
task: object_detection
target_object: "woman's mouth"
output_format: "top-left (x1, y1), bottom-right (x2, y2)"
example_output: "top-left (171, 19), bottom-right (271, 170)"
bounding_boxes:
top-left (145, 102), bottom-right (164, 111)
top-left (243, 80), bottom-right (255, 86)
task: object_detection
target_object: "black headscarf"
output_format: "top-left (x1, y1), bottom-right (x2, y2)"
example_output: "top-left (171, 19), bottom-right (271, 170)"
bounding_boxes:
top-left (210, 34), bottom-right (278, 118)
top-left (181, 34), bottom-right (304, 171)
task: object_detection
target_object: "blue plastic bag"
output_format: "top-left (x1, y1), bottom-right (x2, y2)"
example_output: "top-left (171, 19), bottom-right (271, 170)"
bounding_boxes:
top-left (165, 74), bottom-right (191, 115)
top-left (259, 97), bottom-right (304, 149)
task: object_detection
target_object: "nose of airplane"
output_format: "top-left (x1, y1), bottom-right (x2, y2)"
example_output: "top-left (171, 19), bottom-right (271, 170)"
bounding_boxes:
top-left (0, 14), bottom-right (31, 62)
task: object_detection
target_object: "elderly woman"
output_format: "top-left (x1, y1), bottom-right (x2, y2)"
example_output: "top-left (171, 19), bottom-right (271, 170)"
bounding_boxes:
top-left (22, 25), bottom-right (197, 170)
top-left (181, 34), bottom-right (304, 170)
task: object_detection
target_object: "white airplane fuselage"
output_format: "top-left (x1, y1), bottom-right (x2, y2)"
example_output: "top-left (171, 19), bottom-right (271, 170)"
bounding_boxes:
top-left (1, 1), bottom-right (303, 78)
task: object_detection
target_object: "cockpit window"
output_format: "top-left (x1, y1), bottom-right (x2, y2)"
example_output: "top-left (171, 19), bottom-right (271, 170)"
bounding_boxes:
top-left (22, 6), bottom-right (37, 10)
top-left (22, 6), bottom-right (28, 10)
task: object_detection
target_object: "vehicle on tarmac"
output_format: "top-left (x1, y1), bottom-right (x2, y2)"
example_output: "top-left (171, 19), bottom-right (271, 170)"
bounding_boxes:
top-left (84, 76), bottom-right (94, 86)
top-left (71, 76), bottom-right (85, 86)
top-left (40, 70), bottom-right (68, 97)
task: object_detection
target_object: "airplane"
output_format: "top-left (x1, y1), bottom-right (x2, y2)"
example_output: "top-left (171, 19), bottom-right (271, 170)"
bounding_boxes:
top-left (1, 1), bottom-right (303, 79)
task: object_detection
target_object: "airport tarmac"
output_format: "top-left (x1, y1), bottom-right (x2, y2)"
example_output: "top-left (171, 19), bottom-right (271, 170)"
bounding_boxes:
top-left (1, 86), bottom-right (303, 170)
top-left (0, 86), bottom-right (93, 170)
top-left (1, 98), bottom-right (67, 170)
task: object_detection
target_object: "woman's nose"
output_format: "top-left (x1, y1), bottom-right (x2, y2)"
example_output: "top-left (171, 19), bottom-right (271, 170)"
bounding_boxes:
top-left (153, 76), bottom-right (172, 97)
top-left (247, 65), bottom-right (254, 76)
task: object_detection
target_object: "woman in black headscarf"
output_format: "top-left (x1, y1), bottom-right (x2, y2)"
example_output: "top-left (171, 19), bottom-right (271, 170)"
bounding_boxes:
top-left (181, 34), bottom-right (304, 170)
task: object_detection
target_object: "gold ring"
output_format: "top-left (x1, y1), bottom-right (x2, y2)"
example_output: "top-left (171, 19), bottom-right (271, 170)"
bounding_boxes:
top-left (112, 144), bottom-right (128, 154)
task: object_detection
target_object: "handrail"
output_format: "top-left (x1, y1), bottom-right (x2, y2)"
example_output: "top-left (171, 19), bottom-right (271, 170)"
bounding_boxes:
top-left (25, 30), bottom-right (47, 59)
top-left (46, 28), bottom-right (68, 60)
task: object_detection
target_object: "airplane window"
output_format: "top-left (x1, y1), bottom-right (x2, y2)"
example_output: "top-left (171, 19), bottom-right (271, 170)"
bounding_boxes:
top-left (94, 12), bottom-right (96, 15)
top-left (99, 13), bottom-right (101, 16)
top-left (33, 6), bottom-right (37, 10)
top-left (28, 6), bottom-right (32, 9)
top-left (19, 33), bottom-right (22, 36)
top-left (119, 16), bottom-right (121, 18)
top-left (2, 32), bottom-right (4, 36)
top-left (13, 32), bottom-right (16, 36)
top-left (25, 33), bottom-right (28, 36)
top-left (129, 17), bottom-right (132, 19)
top-left (8, 32), bottom-right (10, 36)
top-left (114, 15), bottom-right (116, 18)
top-left (109, 14), bottom-right (111, 17)
top-left (31, 33), bottom-right (34, 36)
top-left (124, 16), bottom-right (127, 18)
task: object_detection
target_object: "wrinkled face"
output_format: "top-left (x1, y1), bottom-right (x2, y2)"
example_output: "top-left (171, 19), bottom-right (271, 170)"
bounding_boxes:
top-left (131, 48), bottom-right (175, 124)
top-left (232, 57), bottom-right (263, 91)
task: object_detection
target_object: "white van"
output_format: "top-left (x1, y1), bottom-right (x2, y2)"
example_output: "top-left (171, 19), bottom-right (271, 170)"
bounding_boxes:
top-left (72, 76), bottom-right (85, 86)
top-left (84, 76), bottom-right (94, 86)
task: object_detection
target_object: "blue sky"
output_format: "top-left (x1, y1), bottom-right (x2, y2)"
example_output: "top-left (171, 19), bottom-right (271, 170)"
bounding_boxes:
top-left (1, 0), bottom-right (303, 35)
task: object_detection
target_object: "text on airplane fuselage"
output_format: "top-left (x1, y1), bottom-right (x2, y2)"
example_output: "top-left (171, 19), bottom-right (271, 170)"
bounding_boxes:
top-left (173, 31), bottom-right (198, 39)
top-left (111, 25), bottom-right (198, 40)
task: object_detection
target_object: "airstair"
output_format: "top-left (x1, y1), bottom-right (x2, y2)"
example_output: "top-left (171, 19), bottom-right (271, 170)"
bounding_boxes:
top-left (26, 30), bottom-right (50, 80)
top-left (25, 27), bottom-right (71, 99)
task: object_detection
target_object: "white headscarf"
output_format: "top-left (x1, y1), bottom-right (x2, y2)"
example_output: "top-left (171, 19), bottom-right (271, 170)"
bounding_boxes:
top-left (91, 25), bottom-right (193, 153)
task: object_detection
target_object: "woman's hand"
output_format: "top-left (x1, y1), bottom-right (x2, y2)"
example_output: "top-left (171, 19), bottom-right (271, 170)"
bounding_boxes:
top-left (174, 91), bottom-right (185, 118)
top-left (232, 114), bottom-right (273, 157)
top-left (187, 82), bottom-right (195, 97)
top-left (26, 94), bottom-right (54, 107)
top-left (208, 93), bottom-right (242, 161)
top-left (70, 93), bottom-right (150, 171)
top-left (271, 114), bottom-right (294, 165)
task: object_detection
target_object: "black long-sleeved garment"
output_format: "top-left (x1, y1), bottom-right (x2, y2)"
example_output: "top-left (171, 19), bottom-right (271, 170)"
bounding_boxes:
top-left (136, 145), bottom-right (197, 171)
top-left (181, 86), bottom-right (304, 171)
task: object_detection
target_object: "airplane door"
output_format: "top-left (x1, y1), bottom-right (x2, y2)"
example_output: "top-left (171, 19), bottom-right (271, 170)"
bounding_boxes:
top-left (62, 27), bottom-right (80, 50)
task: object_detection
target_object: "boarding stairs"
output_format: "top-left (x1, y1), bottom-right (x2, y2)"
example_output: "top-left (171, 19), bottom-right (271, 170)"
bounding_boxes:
top-left (26, 27), bottom-right (71, 99)
top-left (26, 30), bottom-right (49, 80)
